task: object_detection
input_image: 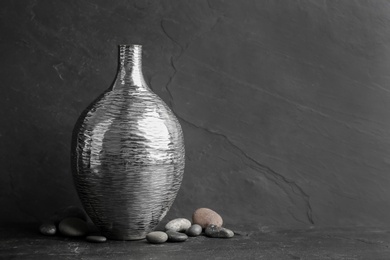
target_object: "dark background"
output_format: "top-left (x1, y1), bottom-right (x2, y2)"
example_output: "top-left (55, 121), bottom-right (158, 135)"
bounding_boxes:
top-left (1, 0), bottom-right (390, 228)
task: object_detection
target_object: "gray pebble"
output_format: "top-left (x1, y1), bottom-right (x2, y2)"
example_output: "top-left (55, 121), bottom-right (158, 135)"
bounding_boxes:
top-left (205, 224), bottom-right (234, 238)
top-left (59, 217), bottom-right (88, 237)
top-left (39, 223), bottom-right (56, 236)
top-left (146, 231), bottom-right (168, 244)
top-left (86, 235), bottom-right (107, 243)
top-left (186, 224), bottom-right (202, 237)
top-left (165, 218), bottom-right (191, 232)
top-left (166, 230), bottom-right (188, 242)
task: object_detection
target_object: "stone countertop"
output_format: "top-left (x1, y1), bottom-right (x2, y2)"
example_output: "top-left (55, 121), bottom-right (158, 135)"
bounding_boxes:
top-left (1, 224), bottom-right (390, 259)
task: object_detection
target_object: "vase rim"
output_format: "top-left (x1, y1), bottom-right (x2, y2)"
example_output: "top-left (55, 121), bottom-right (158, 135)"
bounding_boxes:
top-left (119, 44), bottom-right (142, 48)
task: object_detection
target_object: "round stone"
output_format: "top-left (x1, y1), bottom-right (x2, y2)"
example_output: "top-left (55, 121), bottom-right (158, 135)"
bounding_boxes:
top-left (166, 230), bottom-right (188, 242)
top-left (59, 217), bottom-right (88, 237)
top-left (165, 218), bottom-right (191, 232)
top-left (146, 231), bottom-right (168, 244)
top-left (192, 208), bottom-right (223, 228)
top-left (39, 223), bottom-right (56, 236)
top-left (186, 224), bottom-right (202, 237)
top-left (86, 235), bottom-right (107, 243)
top-left (205, 224), bottom-right (234, 238)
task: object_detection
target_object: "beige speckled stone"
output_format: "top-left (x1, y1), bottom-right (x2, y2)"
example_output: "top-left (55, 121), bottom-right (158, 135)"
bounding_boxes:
top-left (165, 218), bottom-right (191, 232)
top-left (39, 223), bottom-right (56, 236)
top-left (192, 208), bottom-right (223, 228)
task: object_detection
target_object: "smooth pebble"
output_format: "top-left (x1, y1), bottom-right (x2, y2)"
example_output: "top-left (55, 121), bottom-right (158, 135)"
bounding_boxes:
top-left (186, 224), bottom-right (202, 237)
top-left (192, 208), bottom-right (223, 228)
top-left (166, 230), bottom-right (188, 242)
top-left (39, 223), bottom-right (56, 236)
top-left (146, 231), bottom-right (168, 244)
top-left (59, 217), bottom-right (88, 237)
top-left (86, 235), bottom-right (107, 243)
top-left (205, 224), bottom-right (234, 238)
top-left (165, 218), bottom-right (191, 232)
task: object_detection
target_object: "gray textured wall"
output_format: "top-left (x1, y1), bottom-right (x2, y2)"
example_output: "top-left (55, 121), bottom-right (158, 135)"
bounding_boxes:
top-left (2, 0), bottom-right (390, 227)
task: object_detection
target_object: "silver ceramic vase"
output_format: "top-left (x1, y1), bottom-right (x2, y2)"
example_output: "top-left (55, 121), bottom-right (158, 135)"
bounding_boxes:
top-left (71, 44), bottom-right (185, 240)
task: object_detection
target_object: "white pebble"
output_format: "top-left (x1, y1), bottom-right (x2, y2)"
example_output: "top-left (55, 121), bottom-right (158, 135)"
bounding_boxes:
top-left (165, 218), bottom-right (191, 232)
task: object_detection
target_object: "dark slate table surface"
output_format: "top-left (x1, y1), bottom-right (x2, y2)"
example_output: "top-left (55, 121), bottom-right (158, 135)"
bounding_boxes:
top-left (1, 224), bottom-right (390, 260)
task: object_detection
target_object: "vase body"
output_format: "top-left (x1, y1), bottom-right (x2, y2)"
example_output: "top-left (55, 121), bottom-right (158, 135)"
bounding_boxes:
top-left (71, 44), bottom-right (185, 240)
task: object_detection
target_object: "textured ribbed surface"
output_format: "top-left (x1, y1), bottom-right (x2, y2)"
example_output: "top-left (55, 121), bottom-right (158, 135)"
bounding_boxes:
top-left (71, 45), bottom-right (185, 240)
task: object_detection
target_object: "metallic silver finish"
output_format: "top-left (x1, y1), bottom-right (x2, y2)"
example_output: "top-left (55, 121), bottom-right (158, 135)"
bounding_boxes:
top-left (71, 45), bottom-right (185, 240)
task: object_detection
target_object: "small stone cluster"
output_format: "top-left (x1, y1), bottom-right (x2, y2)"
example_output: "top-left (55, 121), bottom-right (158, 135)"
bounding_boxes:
top-left (146, 208), bottom-right (234, 244)
top-left (39, 206), bottom-right (234, 244)
top-left (38, 206), bottom-right (106, 243)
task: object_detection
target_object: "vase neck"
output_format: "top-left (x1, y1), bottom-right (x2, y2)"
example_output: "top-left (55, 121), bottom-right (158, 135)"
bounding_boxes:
top-left (115, 44), bottom-right (146, 88)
